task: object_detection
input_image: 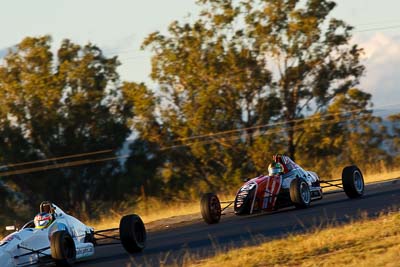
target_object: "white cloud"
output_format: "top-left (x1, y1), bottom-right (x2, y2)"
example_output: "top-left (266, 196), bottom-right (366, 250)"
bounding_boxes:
top-left (355, 33), bottom-right (400, 109)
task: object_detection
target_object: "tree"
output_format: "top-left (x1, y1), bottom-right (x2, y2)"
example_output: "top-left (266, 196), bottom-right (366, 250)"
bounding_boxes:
top-left (238, 0), bottom-right (365, 160)
top-left (134, 11), bottom-right (283, 194)
top-left (388, 113), bottom-right (400, 165)
top-left (125, 0), bottom-right (367, 194)
top-left (296, 88), bottom-right (390, 176)
top-left (0, 36), bottom-right (130, 217)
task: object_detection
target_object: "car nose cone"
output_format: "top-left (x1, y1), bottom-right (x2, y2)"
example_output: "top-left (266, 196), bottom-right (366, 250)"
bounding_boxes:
top-left (0, 250), bottom-right (14, 267)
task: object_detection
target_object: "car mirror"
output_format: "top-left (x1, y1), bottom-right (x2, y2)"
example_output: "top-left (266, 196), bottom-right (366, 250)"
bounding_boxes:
top-left (5, 226), bottom-right (16, 231)
top-left (243, 178), bottom-right (250, 182)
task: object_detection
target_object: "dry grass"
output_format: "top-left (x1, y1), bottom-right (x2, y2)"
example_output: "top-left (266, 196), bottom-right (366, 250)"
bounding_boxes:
top-left (364, 169), bottom-right (400, 184)
top-left (87, 194), bottom-right (236, 231)
top-left (87, 199), bottom-right (201, 230)
top-left (189, 211), bottom-right (400, 267)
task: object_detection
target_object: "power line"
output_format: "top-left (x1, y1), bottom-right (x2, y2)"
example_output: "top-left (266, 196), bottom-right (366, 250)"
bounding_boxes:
top-left (355, 24), bottom-right (400, 33)
top-left (354, 19), bottom-right (400, 27)
top-left (1, 103), bottom-right (397, 177)
top-left (1, 20), bottom-right (398, 63)
top-left (0, 103), bottom-right (398, 176)
top-left (0, 114), bottom-right (369, 177)
top-left (100, 22), bottom-right (400, 59)
top-left (0, 149), bottom-right (114, 169)
top-left (169, 103), bottom-right (399, 144)
top-left (160, 115), bottom-right (369, 150)
top-left (0, 155), bottom-right (129, 177)
top-left (170, 109), bottom-right (360, 143)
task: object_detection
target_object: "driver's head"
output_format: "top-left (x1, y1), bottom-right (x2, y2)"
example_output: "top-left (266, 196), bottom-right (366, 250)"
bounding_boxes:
top-left (273, 154), bottom-right (283, 163)
top-left (34, 212), bottom-right (53, 229)
top-left (268, 162), bottom-right (284, 176)
top-left (40, 201), bottom-right (54, 214)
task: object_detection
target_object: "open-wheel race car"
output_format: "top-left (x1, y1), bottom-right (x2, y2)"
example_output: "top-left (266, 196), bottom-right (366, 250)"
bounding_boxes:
top-left (0, 201), bottom-right (146, 266)
top-left (200, 154), bottom-right (365, 224)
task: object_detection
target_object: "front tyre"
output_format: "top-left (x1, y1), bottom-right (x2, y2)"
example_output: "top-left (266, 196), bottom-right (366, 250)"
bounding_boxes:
top-left (290, 178), bottom-right (311, 209)
top-left (50, 231), bottom-right (76, 267)
top-left (119, 214), bottom-right (146, 254)
top-left (342, 165), bottom-right (364, 198)
top-left (201, 193), bottom-right (221, 224)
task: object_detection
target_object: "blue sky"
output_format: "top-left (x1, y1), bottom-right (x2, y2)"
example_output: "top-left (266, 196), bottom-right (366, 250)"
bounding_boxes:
top-left (1, 0), bottom-right (400, 110)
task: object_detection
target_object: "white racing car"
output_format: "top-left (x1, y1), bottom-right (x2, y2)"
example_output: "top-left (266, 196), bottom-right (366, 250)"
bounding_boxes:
top-left (0, 201), bottom-right (146, 266)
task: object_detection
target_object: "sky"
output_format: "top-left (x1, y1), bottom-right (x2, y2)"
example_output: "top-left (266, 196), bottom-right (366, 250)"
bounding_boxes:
top-left (1, 0), bottom-right (400, 112)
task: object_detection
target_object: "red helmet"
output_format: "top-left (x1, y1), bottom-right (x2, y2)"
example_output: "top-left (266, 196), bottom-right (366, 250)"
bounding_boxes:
top-left (34, 212), bottom-right (53, 229)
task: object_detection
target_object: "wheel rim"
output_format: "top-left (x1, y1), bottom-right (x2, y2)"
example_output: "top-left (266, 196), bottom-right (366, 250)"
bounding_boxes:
top-left (353, 170), bottom-right (364, 193)
top-left (209, 196), bottom-right (221, 218)
top-left (300, 182), bottom-right (310, 204)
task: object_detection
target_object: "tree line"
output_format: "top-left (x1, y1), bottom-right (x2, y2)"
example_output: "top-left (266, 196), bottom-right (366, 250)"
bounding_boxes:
top-left (0, 0), bottom-right (399, 223)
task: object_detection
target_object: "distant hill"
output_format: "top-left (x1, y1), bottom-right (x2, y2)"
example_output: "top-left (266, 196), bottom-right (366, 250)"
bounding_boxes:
top-left (0, 47), bottom-right (8, 58)
top-left (374, 106), bottom-right (400, 118)
top-left (0, 45), bottom-right (17, 59)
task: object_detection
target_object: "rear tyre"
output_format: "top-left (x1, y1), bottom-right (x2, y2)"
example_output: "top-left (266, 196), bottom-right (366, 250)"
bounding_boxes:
top-left (200, 193), bottom-right (221, 224)
top-left (119, 214), bottom-right (146, 254)
top-left (342, 165), bottom-right (364, 198)
top-left (290, 178), bottom-right (311, 209)
top-left (50, 230), bottom-right (76, 267)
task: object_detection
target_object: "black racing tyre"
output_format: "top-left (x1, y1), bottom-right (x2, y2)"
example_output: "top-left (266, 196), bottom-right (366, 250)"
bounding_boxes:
top-left (342, 165), bottom-right (364, 198)
top-left (50, 230), bottom-right (76, 267)
top-left (290, 178), bottom-right (311, 209)
top-left (200, 193), bottom-right (221, 224)
top-left (119, 214), bottom-right (147, 254)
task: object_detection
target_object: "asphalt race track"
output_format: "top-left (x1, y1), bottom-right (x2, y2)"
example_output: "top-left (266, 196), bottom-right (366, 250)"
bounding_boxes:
top-left (77, 179), bottom-right (400, 267)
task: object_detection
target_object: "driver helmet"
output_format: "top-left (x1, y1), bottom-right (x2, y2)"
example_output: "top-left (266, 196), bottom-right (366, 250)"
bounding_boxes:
top-left (268, 162), bottom-right (284, 176)
top-left (34, 212), bottom-right (54, 229)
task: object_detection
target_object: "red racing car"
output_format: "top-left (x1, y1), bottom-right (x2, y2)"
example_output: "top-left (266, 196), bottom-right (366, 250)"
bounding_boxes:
top-left (200, 154), bottom-right (365, 224)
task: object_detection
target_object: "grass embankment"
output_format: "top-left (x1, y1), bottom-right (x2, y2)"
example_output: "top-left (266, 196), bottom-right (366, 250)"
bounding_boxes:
top-left (90, 169), bottom-right (400, 230)
top-left (190, 211), bottom-right (400, 267)
top-left (86, 192), bottom-right (235, 230)
top-left (364, 169), bottom-right (400, 184)
top-left (87, 198), bottom-right (205, 229)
